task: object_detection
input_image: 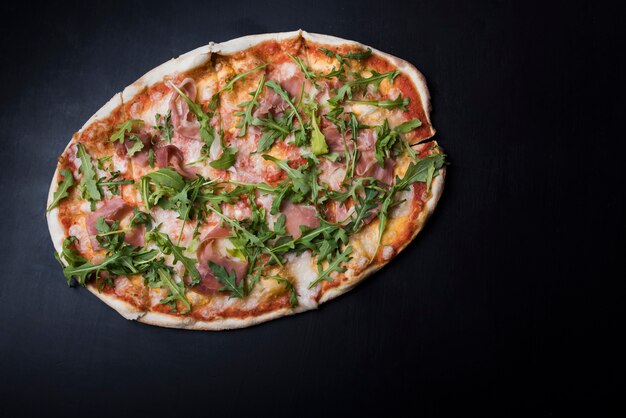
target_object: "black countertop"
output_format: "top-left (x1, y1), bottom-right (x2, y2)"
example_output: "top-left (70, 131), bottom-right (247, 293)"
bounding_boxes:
top-left (0, 1), bottom-right (622, 416)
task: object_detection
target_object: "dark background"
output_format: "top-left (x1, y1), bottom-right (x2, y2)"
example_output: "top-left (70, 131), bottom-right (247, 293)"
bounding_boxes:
top-left (0, 1), bottom-right (623, 416)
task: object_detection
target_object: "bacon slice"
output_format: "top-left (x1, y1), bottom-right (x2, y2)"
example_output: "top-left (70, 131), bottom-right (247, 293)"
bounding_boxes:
top-left (169, 78), bottom-right (200, 140)
top-left (155, 145), bottom-right (196, 178)
top-left (281, 201), bottom-right (319, 239)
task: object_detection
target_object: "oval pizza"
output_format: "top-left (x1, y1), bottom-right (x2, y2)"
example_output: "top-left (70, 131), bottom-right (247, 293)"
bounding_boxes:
top-left (46, 30), bottom-right (446, 330)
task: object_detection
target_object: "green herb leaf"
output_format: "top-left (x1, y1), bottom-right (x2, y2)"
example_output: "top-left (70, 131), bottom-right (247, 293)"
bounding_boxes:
top-left (209, 261), bottom-right (245, 299)
top-left (395, 153), bottom-right (445, 191)
top-left (130, 207), bottom-right (152, 230)
top-left (125, 135), bottom-right (144, 157)
top-left (348, 96), bottom-right (410, 111)
top-left (209, 147), bottom-right (237, 170)
top-left (146, 229), bottom-right (201, 285)
top-left (288, 53), bottom-right (321, 88)
top-left (47, 169), bottom-right (75, 211)
top-left (144, 266), bottom-right (191, 313)
top-left (270, 275), bottom-right (298, 307)
top-left (265, 80), bottom-right (307, 144)
top-left (252, 113), bottom-right (292, 152)
top-left (308, 246), bottom-right (353, 289)
top-left (76, 143), bottom-right (101, 202)
top-left (395, 118), bottom-right (422, 133)
top-left (330, 70), bottom-right (400, 105)
top-left (109, 119), bottom-right (143, 144)
top-left (220, 63), bottom-right (268, 93)
top-left (169, 82), bottom-right (216, 147)
top-left (154, 111), bottom-right (173, 142)
top-left (235, 74), bottom-right (266, 137)
top-left (309, 109), bottom-right (328, 155)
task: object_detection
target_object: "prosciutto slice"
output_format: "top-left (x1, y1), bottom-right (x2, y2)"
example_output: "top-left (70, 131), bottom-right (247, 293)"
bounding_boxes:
top-left (115, 130), bottom-right (153, 167)
top-left (320, 118), bottom-right (350, 155)
top-left (194, 236), bottom-right (248, 295)
top-left (155, 145), bottom-right (196, 178)
top-left (281, 201), bottom-right (319, 239)
top-left (169, 78), bottom-right (200, 140)
top-left (270, 62), bottom-right (306, 99)
top-left (253, 89), bottom-right (287, 118)
top-left (355, 129), bottom-right (395, 185)
top-left (86, 197), bottom-right (139, 250)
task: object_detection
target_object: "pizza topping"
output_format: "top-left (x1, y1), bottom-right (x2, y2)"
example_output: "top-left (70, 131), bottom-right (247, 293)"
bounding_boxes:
top-left (194, 238), bottom-right (248, 295)
top-left (76, 143), bottom-right (102, 205)
top-left (114, 129), bottom-right (153, 167)
top-left (235, 74), bottom-right (266, 137)
top-left (169, 77), bottom-right (201, 140)
top-left (253, 87), bottom-right (287, 118)
top-left (281, 201), bottom-right (319, 239)
top-left (47, 169), bottom-right (75, 211)
top-left (347, 96), bottom-right (409, 111)
top-left (270, 61), bottom-right (306, 99)
top-left (155, 145), bottom-right (196, 178)
top-left (85, 197), bottom-right (133, 250)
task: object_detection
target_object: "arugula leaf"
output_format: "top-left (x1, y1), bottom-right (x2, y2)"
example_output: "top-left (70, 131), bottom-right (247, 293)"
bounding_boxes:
top-left (373, 118), bottom-right (423, 168)
top-left (146, 229), bottom-right (201, 285)
top-left (347, 186), bottom-right (382, 233)
top-left (209, 261), bottom-right (245, 299)
top-left (148, 148), bottom-right (155, 168)
top-left (262, 155), bottom-right (312, 197)
top-left (209, 147), bottom-right (237, 170)
top-left (288, 53), bottom-right (321, 88)
top-left (308, 108), bottom-right (328, 155)
top-left (252, 113), bottom-right (292, 152)
top-left (395, 153), bottom-right (445, 191)
top-left (344, 49), bottom-right (373, 61)
top-left (62, 228), bottom-right (159, 287)
top-left (330, 70), bottom-right (400, 105)
top-left (375, 153), bottom-right (446, 254)
top-left (265, 80), bottom-right (307, 144)
top-left (321, 47), bottom-right (372, 64)
top-left (144, 168), bottom-right (185, 195)
top-left (169, 82), bottom-right (216, 146)
top-left (47, 169), bottom-right (75, 211)
top-left (348, 96), bottom-right (409, 111)
top-left (220, 63), bottom-right (268, 93)
top-left (270, 275), bottom-right (298, 307)
top-left (97, 171), bottom-right (134, 196)
top-left (205, 204), bottom-right (282, 266)
top-left (130, 207), bottom-right (152, 230)
top-left (235, 74), bottom-right (266, 137)
top-left (76, 143), bottom-right (101, 203)
top-left (308, 246), bottom-right (353, 289)
top-left (154, 111), bottom-right (173, 142)
top-left (56, 236), bottom-right (88, 285)
top-left (395, 118), bottom-right (422, 133)
top-left (109, 119), bottom-right (143, 144)
top-left (126, 135), bottom-right (144, 157)
top-left (144, 266), bottom-right (191, 313)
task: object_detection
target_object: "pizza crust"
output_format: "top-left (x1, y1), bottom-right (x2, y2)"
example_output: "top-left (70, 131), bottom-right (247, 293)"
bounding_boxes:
top-left (46, 30), bottom-right (443, 330)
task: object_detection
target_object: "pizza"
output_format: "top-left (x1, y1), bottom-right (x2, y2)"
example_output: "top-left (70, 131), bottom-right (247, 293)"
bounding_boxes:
top-left (46, 30), bottom-right (446, 330)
